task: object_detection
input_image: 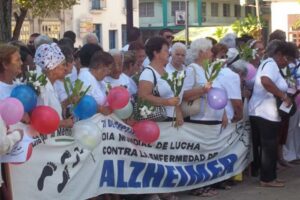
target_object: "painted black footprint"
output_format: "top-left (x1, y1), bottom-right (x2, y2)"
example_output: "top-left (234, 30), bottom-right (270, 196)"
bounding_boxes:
top-left (72, 154), bottom-right (80, 168)
top-left (74, 147), bottom-right (84, 154)
top-left (57, 165), bottom-right (70, 193)
top-left (37, 162), bottom-right (57, 191)
top-left (61, 150), bottom-right (71, 164)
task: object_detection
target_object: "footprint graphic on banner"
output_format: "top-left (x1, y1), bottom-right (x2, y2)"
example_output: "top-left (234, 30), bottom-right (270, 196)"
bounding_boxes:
top-left (72, 147), bottom-right (84, 168)
top-left (37, 162), bottom-right (57, 191)
top-left (57, 165), bottom-right (70, 193)
top-left (61, 150), bottom-right (71, 165)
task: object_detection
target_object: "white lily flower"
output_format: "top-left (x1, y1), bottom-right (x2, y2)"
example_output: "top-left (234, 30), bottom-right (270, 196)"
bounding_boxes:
top-left (252, 49), bottom-right (257, 59)
top-left (13, 78), bottom-right (23, 85)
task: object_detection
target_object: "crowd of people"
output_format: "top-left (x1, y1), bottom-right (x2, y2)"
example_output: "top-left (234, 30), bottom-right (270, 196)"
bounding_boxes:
top-left (1, 27), bottom-right (300, 200)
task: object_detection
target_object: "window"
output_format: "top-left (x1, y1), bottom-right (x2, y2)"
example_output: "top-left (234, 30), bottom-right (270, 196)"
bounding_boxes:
top-left (223, 4), bottom-right (230, 17)
top-left (211, 3), bottom-right (218, 17)
top-left (202, 2), bottom-right (206, 16)
top-left (93, 24), bottom-right (102, 45)
top-left (234, 4), bottom-right (241, 18)
top-left (92, 0), bottom-right (101, 9)
top-left (139, 2), bottom-right (154, 17)
top-left (122, 24), bottom-right (127, 47)
top-left (109, 30), bottom-right (117, 49)
top-left (171, 1), bottom-right (186, 16)
top-left (245, 6), bottom-right (253, 16)
top-left (91, 0), bottom-right (106, 10)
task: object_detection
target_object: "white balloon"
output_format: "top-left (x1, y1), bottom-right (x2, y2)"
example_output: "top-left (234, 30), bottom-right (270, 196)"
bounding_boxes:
top-left (72, 120), bottom-right (101, 151)
top-left (113, 101), bottom-right (133, 119)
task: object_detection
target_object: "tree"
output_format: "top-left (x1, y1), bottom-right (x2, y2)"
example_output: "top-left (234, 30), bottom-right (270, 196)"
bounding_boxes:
top-left (231, 14), bottom-right (265, 40)
top-left (0, 0), bottom-right (13, 43)
top-left (0, 0), bottom-right (78, 42)
top-left (213, 27), bottom-right (229, 41)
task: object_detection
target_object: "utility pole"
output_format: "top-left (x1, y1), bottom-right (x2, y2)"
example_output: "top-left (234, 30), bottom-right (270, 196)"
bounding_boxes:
top-left (185, 0), bottom-right (189, 46)
top-left (126, 0), bottom-right (133, 42)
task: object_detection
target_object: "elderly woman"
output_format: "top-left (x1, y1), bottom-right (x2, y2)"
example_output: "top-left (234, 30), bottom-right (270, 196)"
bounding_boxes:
top-left (248, 40), bottom-right (296, 187)
top-left (0, 44), bottom-right (24, 189)
top-left (78, 50), bottom-right (114, 116)
top-left (139, 36), bottom-right (180, 120)
top-left (138, 35), bottom-right (181, 200)
top-left (166, 42), bottom-right (186, 73)
top-left (34, 43), bottom-right (74, 128)
top-left (103, 49), bottom-right (137, 96)
top-left (183, 38), bottom-right (224, 124)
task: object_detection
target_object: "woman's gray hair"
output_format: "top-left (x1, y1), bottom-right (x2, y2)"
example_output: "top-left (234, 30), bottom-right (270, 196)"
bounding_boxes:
top-left (220, 33), bottom-right (237, 49)
top-left (190, 38), bottom-right (212, 61)
top-left (82, 33), bottom-right (99, 45)
top-left (171, 42), bottom-right (187, 55)
top-left (34, 35), bottom-right (53, 49)
top-left (228, 59), bottom-right (248, 78)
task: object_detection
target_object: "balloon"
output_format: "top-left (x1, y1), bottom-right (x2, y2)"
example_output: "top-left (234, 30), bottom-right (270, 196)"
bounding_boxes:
top-left (207, 87), bottom-right (228, 110)
top-left (245, 63), bottom-right (257, 81)
top-left (31, 106), bottom-right (60, 134)
top-left (0, 97), bottom-right (24, 125)
top-left (11, 85), bottom-right (37, 112)
top-left (296, 94), bottom-right (300, 109)
top-left (133, 120), bottom-right (160, 144)
top-left (72, 120), bottom-right (101, 151)
top-left (74, 95), bottom-right (98, 120)
top-left (107, 86), bottom-right (130, 110)
top-left (113, 101), bottom-right (133, 119)
top-left (11, 143), bottom-right (33, 165)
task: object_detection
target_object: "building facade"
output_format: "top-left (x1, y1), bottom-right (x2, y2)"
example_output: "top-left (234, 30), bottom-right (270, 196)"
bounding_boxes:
top-left (267, 0), bottom-right (300, 46)
top-left (12, 10), bottom-right (72, 44)
top-left (72, 0), bottom-right (139, 50)
top-left (139, 0), bottom-right (257, 38)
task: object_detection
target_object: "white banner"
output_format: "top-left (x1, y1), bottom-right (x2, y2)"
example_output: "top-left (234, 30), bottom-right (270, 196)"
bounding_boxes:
top-left (9, 114), bottom-right (251, 200)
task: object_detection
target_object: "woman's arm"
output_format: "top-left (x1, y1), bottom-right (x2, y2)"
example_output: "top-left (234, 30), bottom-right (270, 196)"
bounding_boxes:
top-left (138, 80), bottom-right (179, 106)
top-left (261, 76), bottom-right (291, 106)
top-left (183, 82), bottom-right (211, 101)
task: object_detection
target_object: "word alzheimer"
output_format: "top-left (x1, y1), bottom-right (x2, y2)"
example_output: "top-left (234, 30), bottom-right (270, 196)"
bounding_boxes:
top-left (99, 154), bottom-right (237, 188)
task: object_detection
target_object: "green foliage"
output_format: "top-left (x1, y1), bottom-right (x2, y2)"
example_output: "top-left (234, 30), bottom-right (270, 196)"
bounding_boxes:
top-left (239, 44), bottom-right (255, 62)
top-left (16, 0), bottom-right (78, 16)
top-left (231, 14), bottom-right (265, 39)
top-left (213, 27), bottom-right (229, 41)
top-left (203, 59), bottom-right (224, 82)
top-left (292, 19), bottom-right (300, 30)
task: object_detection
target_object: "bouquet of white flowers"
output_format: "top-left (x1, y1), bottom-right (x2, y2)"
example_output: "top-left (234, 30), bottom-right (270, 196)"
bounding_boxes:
top-left (25, 69), bottom-right (47, 95)
top-left (203, 59), bottom-right (225, 83)
top-left (161, 70), bottom-right (186, 126)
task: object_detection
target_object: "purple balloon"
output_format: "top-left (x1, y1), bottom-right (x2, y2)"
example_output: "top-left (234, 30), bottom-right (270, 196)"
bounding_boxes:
top-left (207, 88), bottom-right (228, 110)
top-left (246, 63), bottom-right (257, 81)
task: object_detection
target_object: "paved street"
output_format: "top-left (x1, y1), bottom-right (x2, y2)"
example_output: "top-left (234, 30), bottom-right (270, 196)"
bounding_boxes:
top-left (178, 164), bottom-right (300, 200)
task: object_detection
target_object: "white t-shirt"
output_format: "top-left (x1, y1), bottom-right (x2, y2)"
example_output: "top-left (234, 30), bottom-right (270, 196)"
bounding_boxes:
top-left (37, 79), bottom-right (63, 119)
top-left (182, 63), bottom-right (224, 121)
top-left (66, 66), bottom-right (78, 85)
top-left (216, 67), bottom-right (242, 121)
top-left (103, 73), bottom-right (137, 96)
top-left (165, 63), bottom-right (186, 74)
top-left (78, 68), bottom-right (106, 106)
top-left (53, 80), bottom-right (68, 103)
top-left (0, 81), bottom-right (15, 100)
top-left (139, 65), bottom-right (175, 117)
top-left (249, 58), bottom-right (288, 122)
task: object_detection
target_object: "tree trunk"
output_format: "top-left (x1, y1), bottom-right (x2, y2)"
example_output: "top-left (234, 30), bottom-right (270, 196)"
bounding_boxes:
top-left (12, 7), bottom-right (28, 41)
top-left (0, 0), bottom-right (12, 43)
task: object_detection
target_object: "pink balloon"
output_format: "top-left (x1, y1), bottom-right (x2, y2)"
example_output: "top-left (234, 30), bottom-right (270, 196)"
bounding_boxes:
top-left (133, 120), bottom-right (160, 144)
top-left (0, 97), bottom-right (24, 125)
top-left (107, 86), bottom-right (130, 110)
top-left (246, 63), bottom-right (257, 81)
top-left (296, 94), bottom-right (300, 109)
top-left (207, 88), bottom-right (228, 110)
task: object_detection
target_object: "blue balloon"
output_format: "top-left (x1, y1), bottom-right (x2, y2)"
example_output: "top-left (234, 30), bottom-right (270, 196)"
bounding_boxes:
top-left (74, 95), bottom-right (98, 120)
top-left (11, 85), bottom-right (37, 112)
